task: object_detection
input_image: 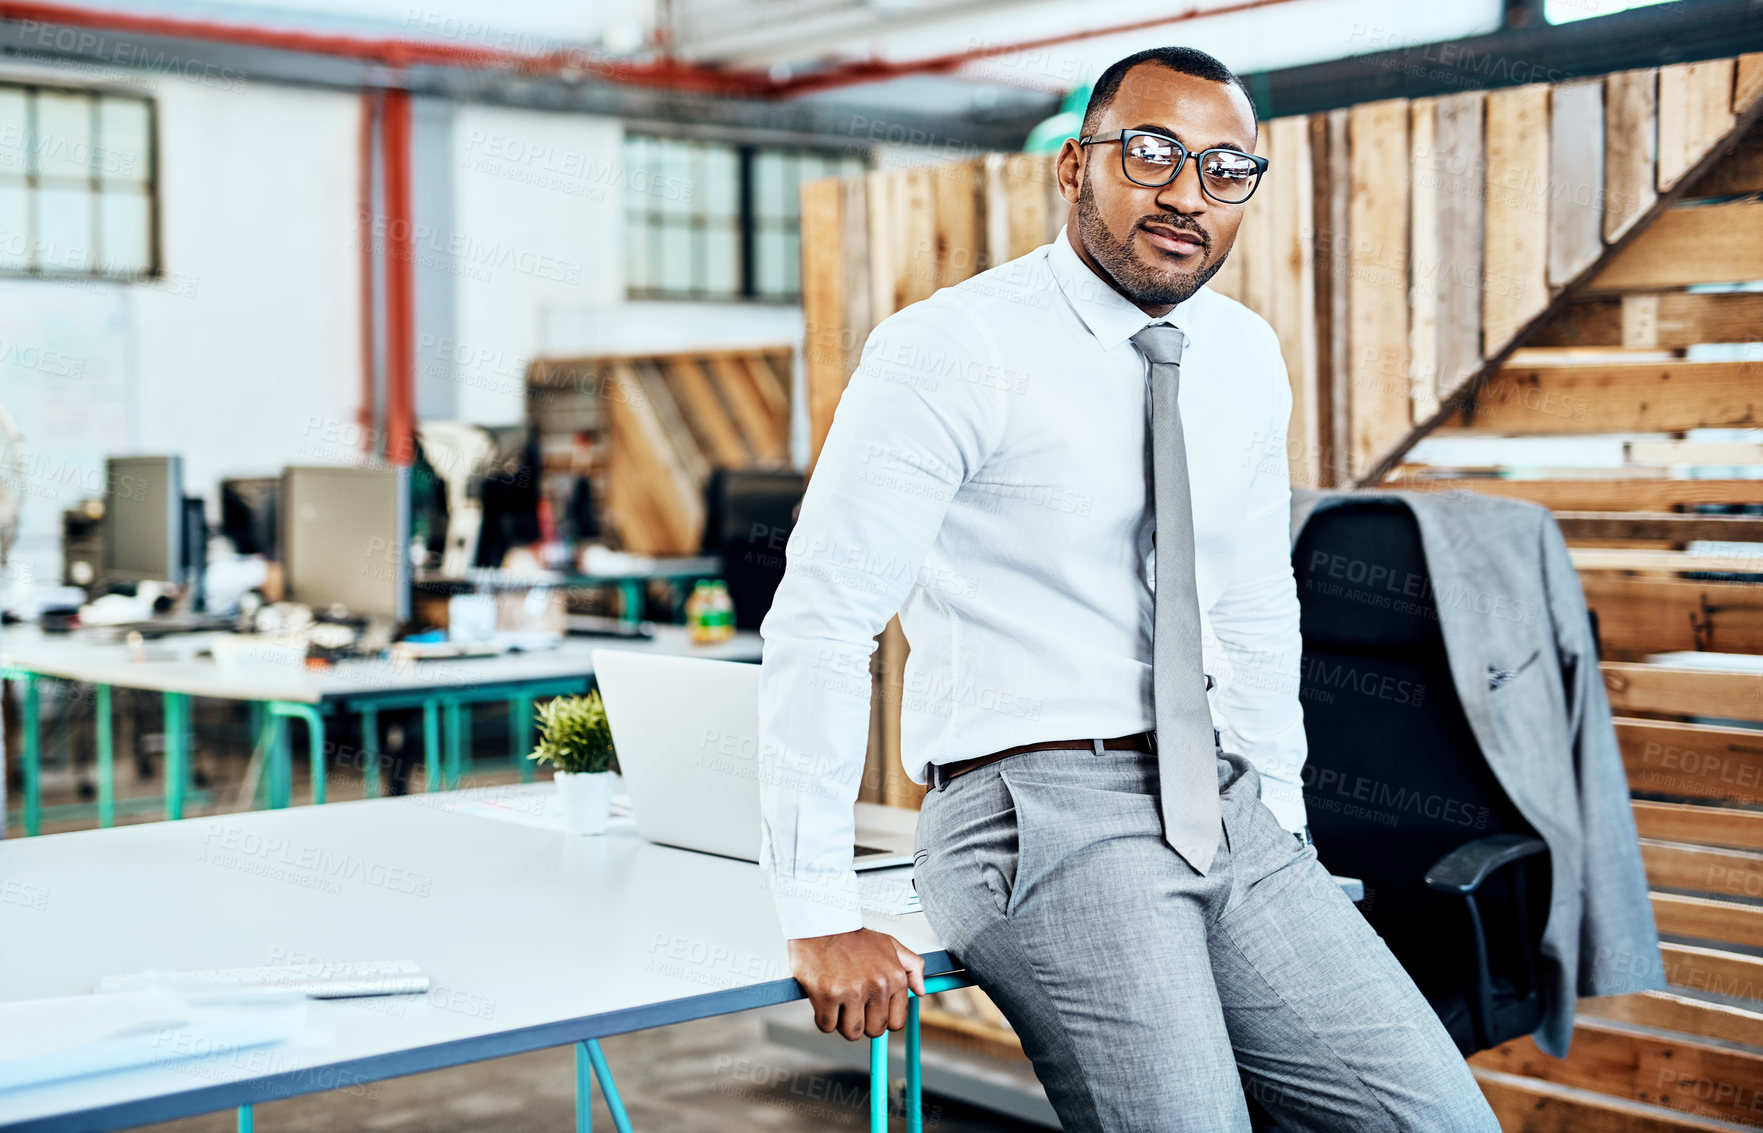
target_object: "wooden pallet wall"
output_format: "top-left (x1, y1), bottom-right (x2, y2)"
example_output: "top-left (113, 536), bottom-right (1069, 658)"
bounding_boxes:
top-left (526, 348), bottom-right (793, 555)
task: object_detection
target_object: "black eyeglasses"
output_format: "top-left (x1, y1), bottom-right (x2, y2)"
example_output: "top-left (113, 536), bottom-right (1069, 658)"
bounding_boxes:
top-left (1078, 129), bottom-right (1268, 204)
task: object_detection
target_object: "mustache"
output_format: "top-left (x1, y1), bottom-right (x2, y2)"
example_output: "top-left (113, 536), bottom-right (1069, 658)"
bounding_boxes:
top-left (1134, 216), bottom-right (1210, 248)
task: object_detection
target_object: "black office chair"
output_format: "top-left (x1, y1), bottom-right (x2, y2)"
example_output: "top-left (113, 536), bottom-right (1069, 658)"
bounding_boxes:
top-left (1292, 499), bottom-right (1551, 1057)
top-left (700, 468), bottom-right (806, 631)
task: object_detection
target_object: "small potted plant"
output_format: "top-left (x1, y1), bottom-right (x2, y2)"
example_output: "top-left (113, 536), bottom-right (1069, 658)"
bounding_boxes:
top-left (529, 691), bottom-right (620, 835)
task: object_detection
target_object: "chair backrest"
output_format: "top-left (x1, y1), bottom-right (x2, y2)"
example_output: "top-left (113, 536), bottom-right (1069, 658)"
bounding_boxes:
top-left (1293, 500), bottom-right (1547, 1004)
top-left (700, 468), bottom-right (805, 630)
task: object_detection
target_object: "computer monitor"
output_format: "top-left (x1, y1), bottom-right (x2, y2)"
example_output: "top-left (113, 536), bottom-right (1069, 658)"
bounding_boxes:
top-left (103, 456), bottom-right (185, 585)
top-left (220, 477), bottom-right (280, 558)
top-left (281, 465), bottom-right (410, 623)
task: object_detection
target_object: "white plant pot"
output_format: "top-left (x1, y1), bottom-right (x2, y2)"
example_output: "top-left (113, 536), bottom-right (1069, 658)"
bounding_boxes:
top-left (554, 770), bottom-right (618, 835)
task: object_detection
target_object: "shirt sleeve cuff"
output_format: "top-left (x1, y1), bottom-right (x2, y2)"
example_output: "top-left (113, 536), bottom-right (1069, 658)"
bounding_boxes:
top-left (767, 869), bottom-right (864, 939)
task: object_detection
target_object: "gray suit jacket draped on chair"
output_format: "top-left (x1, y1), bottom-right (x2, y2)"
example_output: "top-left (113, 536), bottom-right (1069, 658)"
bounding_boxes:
top-left (1290, 487), bottom-right (1664, 1058)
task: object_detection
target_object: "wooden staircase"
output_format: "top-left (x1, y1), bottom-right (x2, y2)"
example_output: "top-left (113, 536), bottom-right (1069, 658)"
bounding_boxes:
top-left (798, 54), bottom-right (1763, 1130)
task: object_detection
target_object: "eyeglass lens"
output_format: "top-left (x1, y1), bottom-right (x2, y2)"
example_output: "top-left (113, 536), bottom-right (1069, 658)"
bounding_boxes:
top-left (1122, 132), bottom-right (1261, 202)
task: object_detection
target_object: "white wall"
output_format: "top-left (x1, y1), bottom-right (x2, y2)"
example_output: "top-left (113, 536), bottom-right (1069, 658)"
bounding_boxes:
top-left (0, 63), bottom-right (830, 585)
top-left (444, 105), bottom-right (625, 424)
top-left (0, 65), bottom-right (362, 586)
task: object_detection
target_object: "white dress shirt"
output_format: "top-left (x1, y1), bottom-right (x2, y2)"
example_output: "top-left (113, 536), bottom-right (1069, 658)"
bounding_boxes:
top-left (757, 229), bottom-right (1307, 939)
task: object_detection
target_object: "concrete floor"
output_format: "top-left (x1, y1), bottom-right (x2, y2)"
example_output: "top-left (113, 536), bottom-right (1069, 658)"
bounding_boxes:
top-left (135, 1007), bottom-right (1042, 1133)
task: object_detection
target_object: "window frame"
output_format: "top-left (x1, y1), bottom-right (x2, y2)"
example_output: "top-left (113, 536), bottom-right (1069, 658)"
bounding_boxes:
top-left (0, 79), bottom-right (161, 282)
top-left (624, 131), bottom-right (866, 304)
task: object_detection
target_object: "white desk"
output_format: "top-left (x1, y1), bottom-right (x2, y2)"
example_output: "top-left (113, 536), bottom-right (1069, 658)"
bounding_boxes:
top-left (1, 626), bottom-right (763, 706)
top-left (1, 627), bottom-right (764, 832)
top-left (0, 789), bottom-right (948, 1132)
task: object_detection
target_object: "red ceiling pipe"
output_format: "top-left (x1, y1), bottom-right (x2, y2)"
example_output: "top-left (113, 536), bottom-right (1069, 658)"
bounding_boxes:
top-left (357, 91), bottom-right (377, 458)
top-left (380, 88), bottom-right (415, 469)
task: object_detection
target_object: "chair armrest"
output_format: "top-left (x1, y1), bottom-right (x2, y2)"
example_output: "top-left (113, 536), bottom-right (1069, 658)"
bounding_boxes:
top-left (1424, 834), bottom-right (1548, 896)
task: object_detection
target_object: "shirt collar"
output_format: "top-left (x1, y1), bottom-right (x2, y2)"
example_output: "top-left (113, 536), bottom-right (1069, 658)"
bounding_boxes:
top-left (1047, 225), bottom-right (1199, 351)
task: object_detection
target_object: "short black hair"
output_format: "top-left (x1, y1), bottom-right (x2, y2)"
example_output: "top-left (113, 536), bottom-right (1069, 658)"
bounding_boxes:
top-left (1081, 47), bottom-right (1255, 136)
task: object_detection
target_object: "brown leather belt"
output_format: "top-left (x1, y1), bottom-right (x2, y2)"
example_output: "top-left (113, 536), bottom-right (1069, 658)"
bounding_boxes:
top-left (929, 731), bottom-right (1157, 791)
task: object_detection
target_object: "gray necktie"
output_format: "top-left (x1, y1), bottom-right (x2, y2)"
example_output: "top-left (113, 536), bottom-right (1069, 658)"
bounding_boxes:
top-left (1132, 323), bottom-right (1222, 876)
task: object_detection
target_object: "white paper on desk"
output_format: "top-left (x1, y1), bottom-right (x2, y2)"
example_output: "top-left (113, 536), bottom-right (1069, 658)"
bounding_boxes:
top-left (0, 988), bottom-right (307, 1092)
top-left (858, 869), bottom-right (922, 917)
top-left (432, 782), bottom-right (631, 831)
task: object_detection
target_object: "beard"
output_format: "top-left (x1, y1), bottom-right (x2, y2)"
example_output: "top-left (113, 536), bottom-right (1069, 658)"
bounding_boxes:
top-left (1074, 175), bottom-right (1226, 309)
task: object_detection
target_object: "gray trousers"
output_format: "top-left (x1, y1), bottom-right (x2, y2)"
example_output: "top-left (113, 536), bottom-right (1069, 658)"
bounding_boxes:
top-left (912, 746), bottom-right (1500, 1132)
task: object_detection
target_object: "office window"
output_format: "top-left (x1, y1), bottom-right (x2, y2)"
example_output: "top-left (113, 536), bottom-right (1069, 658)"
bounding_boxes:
top-left (0, 83), bottom-right (157, 278)
top-left (625, 134), bottom-right (865, 301)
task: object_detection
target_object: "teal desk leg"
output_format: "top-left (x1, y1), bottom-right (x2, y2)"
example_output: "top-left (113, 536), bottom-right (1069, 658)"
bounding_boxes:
top-left (95, 684), bottom-right (114, 829)
top-left (616, 579), bottom-right (642, 626)
top-left (20, 674), bottom-right (40, 836)
top-left (512, 695), bottom-right (535, 782)
top-left (444, 698), bottom-right (463, 790)
top-left (237, 1103), bottom-right (253, 1132)
top-left (164, 691), bottom-right (189, 821)
top-left (906, 995), bottom-right (922, 1133)
top-left (268, 703), bottom-right (326, 806)
top-left (263, 707), bottom-right (290, 810)
top-left (423, 699), bottom-right (441, 792)
top-left (361, 705), bottom-right (380, 800)
top-left (578, 1038), bottom-right (632, 1133)
top-left (870, 1030), bottom-right (889, 1131)
top-left (886, 973), bottom-right (973, 1133)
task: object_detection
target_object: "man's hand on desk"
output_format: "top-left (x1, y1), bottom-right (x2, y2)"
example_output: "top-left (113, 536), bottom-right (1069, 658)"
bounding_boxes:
top-left (789, 928), bottom-right (927, 1041)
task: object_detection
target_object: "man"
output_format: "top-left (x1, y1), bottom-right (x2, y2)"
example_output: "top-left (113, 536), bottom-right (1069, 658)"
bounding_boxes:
top-left (756, 46), bottom-right (1499, 1131)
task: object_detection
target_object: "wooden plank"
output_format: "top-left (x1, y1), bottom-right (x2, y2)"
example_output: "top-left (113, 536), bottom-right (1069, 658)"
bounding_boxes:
top-left (1442, 361), bottom-right (1763, 435)
top-left (1558, 511), bottom-right (1763, 543)
top-left (1536, 290), bottom-right (1763, 349)
top-left (1658, 59), bottom-right (1738, 193)
top-left (1236, 121), bottom-right (1276, 322)
top-left (1621, 718), bottom-right (1763, 806)
top-left (1322, 109), bottom-right (1351, 487)
top-left (1474, 1067), bottom-right (1755, 1133)
top-left (741, 351), bottom-right (790, 429)
top-left (1592, 199), bottom-right (1763, 291)
top-left (1737, 54), bottom-right (1763, 113)
top-left (1692, 122), bottom-right (1763, 196)
top-left (799, 176), bottom-right (842, 462)
top-left (1663, 941), bottom-right (1763, 1002)
top-left (930, 159), bottom-right (985, 289)
top-left (1266, 115), bottom-right (1319, 488)
top-left (1582, 990), bottom-right (1763, 1050)
top-left (1473, 1018), bottom-right (1763, 1125)
top-left (1429, 90), bottom-right (1486, 405)
top-left (803, 176), bottom-right (869, 469)
top-left (1634, 800), bottom-right (1763, 850)
top-left (663, 358), bottom-right (750, 466)
top-left (1642, 841), bottom-right (1763, 901)
top-left (1572, 549), bottom-right (1763, 577)
top-left (1347, 98), bottom-right (1412, 478)
top-left (1584, 575), bottom-right (1763, 655)
top-left (708, 356), bottom-right (786, 463)
top-left (993, 153), bottom-right (1049, 263)
top-left (1628, 440), bottom-right (1763, 466)
top-left (1608, 666), bottom-right (1763, 724)
top-left (1652, 891), bottom-right (1763, 949)
top-left (1484, 83), bottom-right (1552, 355)
top-left (1550, 79), bottom-right (1607, 287)
top-left (1400, 478), bottom-right (1763, 512)
top-left (876, 616), bottom-right (921, 808)
top-left (1572, 548), bottom-right (1763, 575)
top-left (606, 362), bottom-right (703, 553)
top-left (1604, 68), bottom-right (1659, 243)
top-left (1408, 98), bottom-right (1441, 423)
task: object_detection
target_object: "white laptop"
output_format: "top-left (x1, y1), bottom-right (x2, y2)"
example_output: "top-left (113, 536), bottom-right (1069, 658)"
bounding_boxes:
top-left (593, 650), bottom-right (915, 870)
